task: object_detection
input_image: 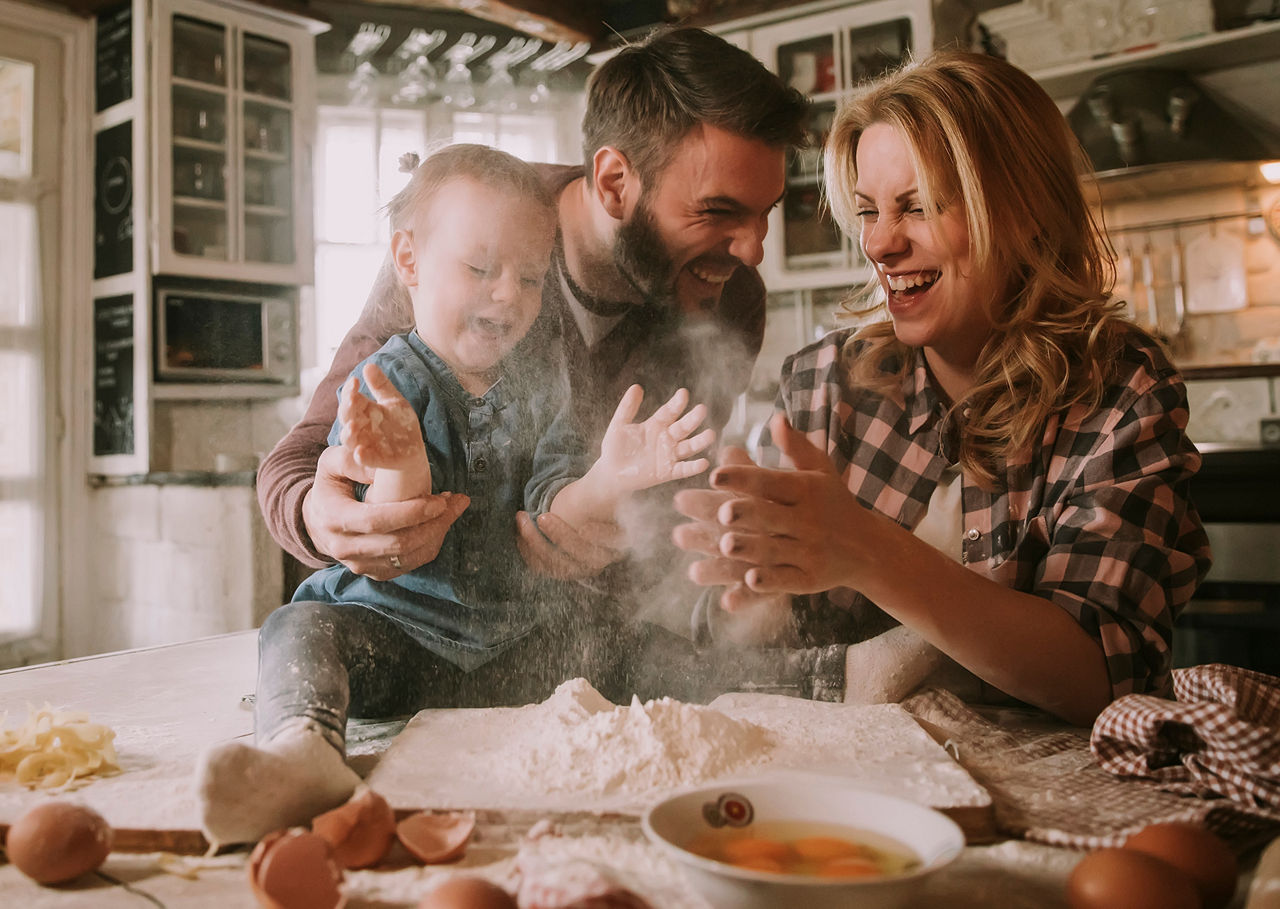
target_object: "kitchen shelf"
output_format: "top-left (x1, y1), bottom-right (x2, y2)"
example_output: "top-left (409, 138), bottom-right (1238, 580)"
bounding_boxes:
top-left (1032, 19), bottom-right (1280, 99)
top-left (173, 195), bottom-right (226, 209)
top-left (173, 137), bottom-right (224, 152)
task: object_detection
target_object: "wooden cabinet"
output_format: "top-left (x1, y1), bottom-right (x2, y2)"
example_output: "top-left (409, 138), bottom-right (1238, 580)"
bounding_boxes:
top-left (722, 0), bottom-right (968, 291)
top-left (153, 0), bottom-right (316, 283)
top-left (89, 0), bottom-right (325, 475)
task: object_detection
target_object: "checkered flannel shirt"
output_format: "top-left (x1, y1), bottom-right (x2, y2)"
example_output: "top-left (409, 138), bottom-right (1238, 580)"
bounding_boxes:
top-left (766, 322), bottom-right (1211, 700)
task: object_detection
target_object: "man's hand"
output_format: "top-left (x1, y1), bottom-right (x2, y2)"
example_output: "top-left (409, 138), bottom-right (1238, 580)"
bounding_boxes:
top-left (302, 444), bottom-right (469, 581)
top-left (515, 510), bottom-right (622, 581)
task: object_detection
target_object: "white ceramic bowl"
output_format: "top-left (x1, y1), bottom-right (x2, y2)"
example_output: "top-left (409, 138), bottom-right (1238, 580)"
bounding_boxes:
top-left (641, 773), bottom-right (964, 909)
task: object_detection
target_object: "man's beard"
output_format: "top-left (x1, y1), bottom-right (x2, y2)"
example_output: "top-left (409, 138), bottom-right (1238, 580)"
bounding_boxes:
top-left (612, 194), bottom-right (678, 307)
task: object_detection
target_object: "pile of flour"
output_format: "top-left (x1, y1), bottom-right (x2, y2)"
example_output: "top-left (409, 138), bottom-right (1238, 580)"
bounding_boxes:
top-left (503, 679), bottom-right (775, 796)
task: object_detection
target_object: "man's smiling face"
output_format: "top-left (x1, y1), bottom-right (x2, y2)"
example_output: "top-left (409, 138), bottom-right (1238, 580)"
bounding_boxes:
top-left (612, 124), bottom-right (786, 316)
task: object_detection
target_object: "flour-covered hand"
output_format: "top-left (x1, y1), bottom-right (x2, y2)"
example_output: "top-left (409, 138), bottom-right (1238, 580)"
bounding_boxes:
top-left (338, 363), bottom-right (428, 480)
top-left (597, 385), bottom-right (715, 493)
top-left (703, 412), bottom-right (878, 595)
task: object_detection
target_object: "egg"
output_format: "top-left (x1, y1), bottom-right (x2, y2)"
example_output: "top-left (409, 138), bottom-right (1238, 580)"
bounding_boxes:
top-left (1125, 822), bottom-right (1238, 909)
top-left (397, 810), bottom-right (476, 864)
top-left (311, 786), bottom-right (397, 869)
top-left (247, 827), bottom-right (344, 909)
top-left (4, 800), bottom-right (113, 884)
top-left (418, 876), bottom-right (516, 909)
top-left (1066, 847), bottom-right (1201, 909)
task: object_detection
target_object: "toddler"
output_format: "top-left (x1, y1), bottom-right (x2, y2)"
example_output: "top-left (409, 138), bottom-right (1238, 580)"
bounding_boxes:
top-left (197, 144), bottom-right (714, 845)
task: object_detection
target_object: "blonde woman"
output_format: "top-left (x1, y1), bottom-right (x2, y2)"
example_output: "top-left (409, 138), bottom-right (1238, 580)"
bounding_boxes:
top-left (673, 51), bottom-right (1211, 726)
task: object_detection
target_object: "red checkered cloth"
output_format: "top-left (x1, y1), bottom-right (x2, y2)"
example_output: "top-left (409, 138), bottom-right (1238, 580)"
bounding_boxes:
top-left (903, 685), bottom-right (1280, 850)
top-left (1092, 663), bottom-right (1280, 819)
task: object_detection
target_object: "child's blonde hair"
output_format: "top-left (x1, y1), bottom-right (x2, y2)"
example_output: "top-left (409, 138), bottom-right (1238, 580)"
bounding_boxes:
top-left (374, 143), bottom-right (555, 326)
top-left (385, 142), bottom-right (553, 231)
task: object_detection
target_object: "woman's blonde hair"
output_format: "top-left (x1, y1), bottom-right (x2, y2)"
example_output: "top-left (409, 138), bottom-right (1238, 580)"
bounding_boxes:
top-left (824, 50), bottom-right (1125, 488)
top-left (371, 143), bottom-right (554, 326)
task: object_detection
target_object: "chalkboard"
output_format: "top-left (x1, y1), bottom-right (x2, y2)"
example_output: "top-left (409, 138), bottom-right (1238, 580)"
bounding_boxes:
top-left (95, 3), bottom-right (133, 113)
top-left (94, 295), bottom-right (135, 457)
top-left (94, 120), bottom-right (133, 279)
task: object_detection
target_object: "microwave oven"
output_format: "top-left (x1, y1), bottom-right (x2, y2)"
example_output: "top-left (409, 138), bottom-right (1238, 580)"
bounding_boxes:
top-left (154, 286), bottom-right (297, 386)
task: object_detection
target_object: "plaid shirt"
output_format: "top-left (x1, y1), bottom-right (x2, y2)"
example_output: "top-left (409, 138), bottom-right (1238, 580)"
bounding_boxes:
top-left (768, 322), bottom-right (1211, 700)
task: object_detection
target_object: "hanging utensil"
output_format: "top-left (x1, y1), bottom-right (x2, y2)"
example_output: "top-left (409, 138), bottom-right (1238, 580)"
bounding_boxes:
top-left (1184, 220), bottom-right (1248, 314)
top-left (1139, 235), bottom-right (1158, 332)
top-left (1170, 224), bottom-right (1187, 335)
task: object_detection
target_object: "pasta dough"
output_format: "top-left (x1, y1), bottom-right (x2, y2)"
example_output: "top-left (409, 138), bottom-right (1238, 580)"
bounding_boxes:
top-left (0, 705), bottom-right (119, 789)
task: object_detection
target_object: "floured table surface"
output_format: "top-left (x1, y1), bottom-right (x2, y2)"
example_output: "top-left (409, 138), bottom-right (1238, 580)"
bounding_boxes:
top-left (367, 689), bottom-right (996, 841)
top-left (0, 632), bottom-right (257, 852)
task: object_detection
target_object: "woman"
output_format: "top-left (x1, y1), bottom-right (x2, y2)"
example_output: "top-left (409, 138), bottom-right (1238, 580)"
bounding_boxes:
top-left (672, 51), bottom-right (1211, 726)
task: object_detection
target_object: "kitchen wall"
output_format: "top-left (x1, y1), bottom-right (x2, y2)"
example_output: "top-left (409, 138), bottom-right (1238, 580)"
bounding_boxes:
top-left (732, 175), bottom-right (1280, 452)
top-left (71, 399), bottom-right (296, 658)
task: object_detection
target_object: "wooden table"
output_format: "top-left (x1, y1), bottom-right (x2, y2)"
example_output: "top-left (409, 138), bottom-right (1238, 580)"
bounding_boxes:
top-left (0, 633), bottom-right (1260, 907)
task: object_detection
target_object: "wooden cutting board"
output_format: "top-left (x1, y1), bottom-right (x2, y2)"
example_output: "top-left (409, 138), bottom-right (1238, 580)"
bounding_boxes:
top-left (366, 692), bottom-right (997, 842)
top-left (0, 632), bottom-right (259, 854)
top-left (1, 634), bottom-right (996, 850)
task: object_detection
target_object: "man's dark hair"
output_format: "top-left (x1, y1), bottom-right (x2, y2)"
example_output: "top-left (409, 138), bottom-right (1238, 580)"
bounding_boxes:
top-left (582, 27), bottom-right (809, 186)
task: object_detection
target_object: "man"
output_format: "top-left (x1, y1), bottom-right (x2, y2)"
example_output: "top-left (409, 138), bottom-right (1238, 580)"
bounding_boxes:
top-left (258, 27), bottom-right (808, 594)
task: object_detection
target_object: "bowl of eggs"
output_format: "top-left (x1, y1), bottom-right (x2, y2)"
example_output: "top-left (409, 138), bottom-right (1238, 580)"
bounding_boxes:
top-left (641, 772), bottom-right (965, 909)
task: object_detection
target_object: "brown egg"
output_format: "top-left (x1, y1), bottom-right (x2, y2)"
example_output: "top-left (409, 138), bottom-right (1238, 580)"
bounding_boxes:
top-left (418, 876), bottom-right (516, 909)
top-left (397, 810), bottom-right (476, 864)
top-left (311, 786), bottom-right (397, 869)
top-left (1125, 822), bottom-right (1238, 909)
top-left (247, 827), bottom-right (345, 909)
top-left (4, 800), bottom-right (113, 884)
top-left (1067, 848), bottom-right (1201, 909)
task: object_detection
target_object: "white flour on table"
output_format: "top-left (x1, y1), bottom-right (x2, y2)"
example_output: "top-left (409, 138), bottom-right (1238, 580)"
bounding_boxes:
top-left (493, 679), bottom-right (775, 796)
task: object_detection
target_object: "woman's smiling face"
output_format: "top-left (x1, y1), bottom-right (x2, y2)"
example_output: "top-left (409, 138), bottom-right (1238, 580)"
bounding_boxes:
top-left (854, 122), bottom-right (993, 384)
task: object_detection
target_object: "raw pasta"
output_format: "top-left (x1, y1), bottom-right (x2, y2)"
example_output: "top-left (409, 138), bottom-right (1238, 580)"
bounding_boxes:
top-left (0, 705), bottom-right (119, 789)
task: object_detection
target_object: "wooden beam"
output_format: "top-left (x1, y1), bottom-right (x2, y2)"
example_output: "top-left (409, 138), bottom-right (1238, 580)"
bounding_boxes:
top-left (356, 0), bottom-right (606, 44)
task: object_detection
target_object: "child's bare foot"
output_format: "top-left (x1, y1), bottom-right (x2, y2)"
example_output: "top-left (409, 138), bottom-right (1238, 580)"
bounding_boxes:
top-left (195, 718), bottom-right (361, 846)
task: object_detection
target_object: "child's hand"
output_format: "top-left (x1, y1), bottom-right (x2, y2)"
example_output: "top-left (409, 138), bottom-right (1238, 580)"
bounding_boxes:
top-left (598, 385), bottom-right (715, 492)
top-left (338, 363), bottom-right (429, 484)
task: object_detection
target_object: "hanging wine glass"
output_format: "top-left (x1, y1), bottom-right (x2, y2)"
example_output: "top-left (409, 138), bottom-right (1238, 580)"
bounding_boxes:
top-left (481, 37), bottom-right (541, 113)
top-left (389, 28), bottom-right (445, 105)
top-left (343, 22), bottom-right (390, 107)
top-left (526, 40), bottom-right (589, 107)
top-left (440, 33), bottom-right (496, 110)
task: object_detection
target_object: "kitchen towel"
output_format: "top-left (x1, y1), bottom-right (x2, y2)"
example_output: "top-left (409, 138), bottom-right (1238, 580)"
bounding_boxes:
top-left (1092, 663), bottom-right (1280, 817)
top-left (902, 683), bottom-right (1280, 850)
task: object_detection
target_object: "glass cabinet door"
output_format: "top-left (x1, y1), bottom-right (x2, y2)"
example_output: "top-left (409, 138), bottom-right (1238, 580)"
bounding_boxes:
top-left (170, 14), bottom-right (230, 262)
top-left (844, 18), bottom-right (913, 90)
top-left (752, 3), bottom-right (926, 291)
top-left (775, 34), bottom-right (843, 272)
top-left (241, 32), bottom-right (294, 266)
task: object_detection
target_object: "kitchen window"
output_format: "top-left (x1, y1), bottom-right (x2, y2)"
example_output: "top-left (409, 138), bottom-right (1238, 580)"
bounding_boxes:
top-left (311, 93), bottom-right (584, 375)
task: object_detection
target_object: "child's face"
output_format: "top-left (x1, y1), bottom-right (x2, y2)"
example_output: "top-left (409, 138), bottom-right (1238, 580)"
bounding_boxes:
top-left (397, 177), bottom-right (554, 387)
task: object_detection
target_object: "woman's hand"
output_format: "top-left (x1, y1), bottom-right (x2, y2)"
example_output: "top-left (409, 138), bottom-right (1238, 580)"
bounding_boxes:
top-left (682, 413), bottom-right (876, 596)
top-left (673, 446), bottom-right (794, 627)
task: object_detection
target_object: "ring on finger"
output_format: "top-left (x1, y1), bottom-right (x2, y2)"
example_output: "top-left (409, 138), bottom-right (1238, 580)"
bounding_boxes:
top-left (389, 554), bottom-right (402, 570)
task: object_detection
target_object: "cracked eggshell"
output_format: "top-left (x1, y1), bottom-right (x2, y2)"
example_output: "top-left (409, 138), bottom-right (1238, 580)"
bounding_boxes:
top-left (396, 810), bottom-right (476, 864)
top-left (312, 786), bottom-right (397, 869)
top-left (248, 827), bottom-right (345, 909)
top-left (4, 800), bottom-right (113, 884)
